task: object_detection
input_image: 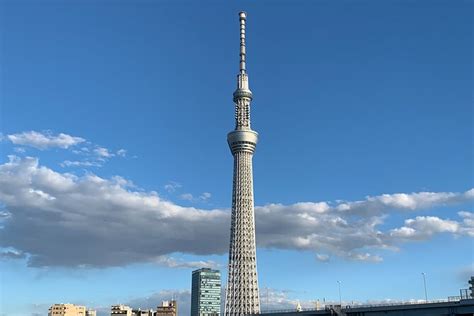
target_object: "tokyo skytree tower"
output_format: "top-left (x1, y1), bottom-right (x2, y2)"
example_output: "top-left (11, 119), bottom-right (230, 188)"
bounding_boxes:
top-left (225, 12), bottom-right (260, 316)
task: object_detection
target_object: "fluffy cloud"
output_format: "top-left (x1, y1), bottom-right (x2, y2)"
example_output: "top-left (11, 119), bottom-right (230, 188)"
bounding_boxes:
top-left (315, 253), bottom-right (330, 262)
top-left (335, 190), bottom-right (473, 216)
top-left (116, 149), bottom-right (127, 157)
top-left (347, 252), bottom-right (383, 263)
top-left (0, 156), bottom-right (472, 268)
top-left (93, 147), bottom-right (114, 158)
top-left (458, 211), bottom-right (474, 237)
top-left (179, 192), bottom-right (212, 202)
top-left (0, 249), bottom-right (26, 259)
top-left (6, 131), bottom-right (85, 150)
top-left (65, 145), bottom-right (123, 168)
top-left (60, 160), bottom-right (103, 168)
top-left (152, 256), bottom-right (219, 269)
top-left (13, 147), bottom-right (26, 153)
top-left (0, 156), bottom-right (228, 267)
top-left (164, 182), bottom-right (182, 193)
top-left (179, 193), bottom-right (194, 201)
top-left (5, 131), bottom-right (128, 170)
top-left (388, 210), bottom-right (474, 242)
top-left (389, 216), bottom-right (460, 240)
top-left (199, 192), bottom-right (212, 201)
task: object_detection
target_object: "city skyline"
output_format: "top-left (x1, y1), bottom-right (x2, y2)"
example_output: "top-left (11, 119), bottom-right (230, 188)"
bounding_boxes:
top-left (0, 1), bottom-right (473, 316)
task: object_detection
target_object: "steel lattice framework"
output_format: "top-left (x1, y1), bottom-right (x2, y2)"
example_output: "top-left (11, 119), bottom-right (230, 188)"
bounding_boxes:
top-left (225, 11), bottom-right (261, 316)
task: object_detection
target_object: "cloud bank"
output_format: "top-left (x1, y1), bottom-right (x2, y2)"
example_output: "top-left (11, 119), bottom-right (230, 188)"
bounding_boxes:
top-left (4, 131), bottom-right (128, 169)
top-left (0, 156), bottom-right (472, 268)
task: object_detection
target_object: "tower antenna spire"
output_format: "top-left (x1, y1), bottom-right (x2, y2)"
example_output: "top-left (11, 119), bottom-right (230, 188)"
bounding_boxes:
top-left (239, 11), bottom-right (247, 74)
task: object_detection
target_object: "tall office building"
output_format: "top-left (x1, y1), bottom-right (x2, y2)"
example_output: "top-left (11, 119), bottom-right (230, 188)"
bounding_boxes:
top-left (48, 304), bottom-right (86, 316)
top-left (191, 268), bottom-right (221, 316)
top-left (224, 11), bottom-right (260, 316)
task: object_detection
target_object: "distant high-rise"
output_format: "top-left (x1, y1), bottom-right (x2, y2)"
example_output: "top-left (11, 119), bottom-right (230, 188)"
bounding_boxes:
top-left (155, 300), bottom-right (177, 316)
top-left (191, 268), bottom-right (221, 316)
top-left (48, 304), bottom-right (86, 316)
top-left (224, 11), bottom-right (260, 316)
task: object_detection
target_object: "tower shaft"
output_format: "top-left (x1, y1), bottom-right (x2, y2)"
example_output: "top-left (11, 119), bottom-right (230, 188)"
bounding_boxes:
top-left (225, 12), bottom-right (260, 316)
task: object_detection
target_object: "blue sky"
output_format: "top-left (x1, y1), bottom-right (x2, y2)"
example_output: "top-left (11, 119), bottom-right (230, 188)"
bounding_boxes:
top-left (0, 1), bottom-right (473, 315)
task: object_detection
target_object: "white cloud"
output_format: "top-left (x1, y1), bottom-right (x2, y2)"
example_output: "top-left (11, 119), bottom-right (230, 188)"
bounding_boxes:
top-left (179, 192), bottom-right (211, 202)
top-left (66, 144), bottom-right (122, 168)
top-left (93, 147), bottom-right (113, 158)
top-left (0, 249), bottom-right (26, 260)
top-left (116, 149), bottom-right (127, 157)
top-left (5, 131), bottom-right (128, 170)
top-left (0, 156), bottom-right (472, 268)
top-left (164, 182), bottom-right (182, 193)
top-left (7, 131), bottom-right (85, 150)
top-left (0, 156), bottom-right (228, 267)
top-left (390, 216), bottom-right (463, 240)
top-left (348, 252), bottom-right (383, 263)
top-left (13, 147), bottom-right (26, 153)
top-left (179, 193), bottom-right (194, 201)
top-left (458, 211), bottom-right (474, 237)
top-left (315, 253), bottom-right (330, 262)
top-left (28, 189), bottom-right (56, 201)
top-left (60, 160), bottom-right (102, 168)
top-left (152, 256), bottom-right (219, 269)
top-left (335, 190), bottom-right (472, 216)
top-left (199, 192), bottom-right (212, 201)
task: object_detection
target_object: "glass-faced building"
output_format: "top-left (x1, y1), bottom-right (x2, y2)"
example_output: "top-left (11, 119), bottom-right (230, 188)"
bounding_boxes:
top-left (191, 268), bottom-right (221, 316)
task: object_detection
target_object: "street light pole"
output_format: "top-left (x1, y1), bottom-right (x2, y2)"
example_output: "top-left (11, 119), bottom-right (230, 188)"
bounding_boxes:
top-left (337, 281), bottom-right (342, 306)
top-left (421, 272), bottom-right (428, 302)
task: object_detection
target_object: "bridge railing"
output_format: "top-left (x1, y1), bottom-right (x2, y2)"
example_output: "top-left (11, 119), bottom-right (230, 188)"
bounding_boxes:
top-left (259, 298), bottom-right (463, 314)
top-left (345, 298), bottom-right (461, 309)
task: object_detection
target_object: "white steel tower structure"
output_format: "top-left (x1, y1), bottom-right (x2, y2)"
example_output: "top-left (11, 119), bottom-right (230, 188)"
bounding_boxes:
top-left (225, 11), bottom-right (260, 316)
